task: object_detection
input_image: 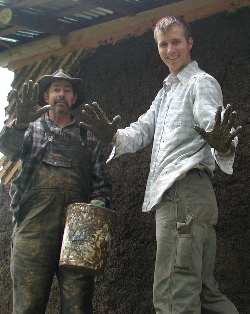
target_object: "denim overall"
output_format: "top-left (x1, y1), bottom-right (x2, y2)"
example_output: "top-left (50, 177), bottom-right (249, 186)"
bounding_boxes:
top-left (11, 120), bottom-right (95, 314)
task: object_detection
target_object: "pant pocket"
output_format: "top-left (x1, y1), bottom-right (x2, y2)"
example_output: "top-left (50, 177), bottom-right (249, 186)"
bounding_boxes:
top-left (174, 234), bottom-right (193, 272)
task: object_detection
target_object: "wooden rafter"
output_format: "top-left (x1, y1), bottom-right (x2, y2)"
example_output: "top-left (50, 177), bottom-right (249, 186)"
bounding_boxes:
top-left (1, 0), bottom-right (249, 185)
top-left (5, 0), bottom-right (249, 70)
top-left (0, 34), bottom-right (66, 67)
top-left (0, 40), bottom-right (11, 48)
top-left (53, 4), bottom-right (96, 17)
top-left (9, 0), bottom-right (52, 9)
top-left (0, 25), bottom-right (23, 37)
top-left (0, 4), bottom-right (96, 37)
top-left (0, 8), bottom-right (74, 35)
top-left (77, 0), bottom-right (139, 16)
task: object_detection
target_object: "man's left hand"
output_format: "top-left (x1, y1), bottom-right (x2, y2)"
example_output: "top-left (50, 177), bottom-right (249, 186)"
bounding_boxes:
top-left (194, 104), bottom-right (242, 154)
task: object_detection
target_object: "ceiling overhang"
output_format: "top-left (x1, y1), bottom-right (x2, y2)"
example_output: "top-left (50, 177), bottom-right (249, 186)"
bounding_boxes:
top-left (0, 0), bottom-right (249, 70)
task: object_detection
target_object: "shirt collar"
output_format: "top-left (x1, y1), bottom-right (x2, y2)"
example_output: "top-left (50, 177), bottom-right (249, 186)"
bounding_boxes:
top-left (163, 60), bottom-right (199, 87)
top-left (44, 113), bottom-right (76, 127)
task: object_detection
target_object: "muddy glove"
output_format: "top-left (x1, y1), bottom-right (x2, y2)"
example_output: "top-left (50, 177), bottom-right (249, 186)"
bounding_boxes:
top-left (90, 199), bottom-right (106, 207)
top-left (80, 102), bottom-right (121, 144)
top-left (14, 80), bottom-right (51, 130)
top-left (194, 104), bottom-right (242, 154)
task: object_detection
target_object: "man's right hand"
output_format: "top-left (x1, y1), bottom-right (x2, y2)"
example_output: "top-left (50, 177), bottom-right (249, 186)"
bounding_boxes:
top-left (80, 102), bottom-right (121, 144)
top-left (14, 80), bottom-right (51, 130)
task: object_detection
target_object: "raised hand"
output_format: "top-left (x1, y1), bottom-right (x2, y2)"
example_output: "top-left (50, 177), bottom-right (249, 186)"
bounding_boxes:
top-left (80, 102), bottom-right (121, 144)
top-left (194, 104), bottom-right (242, 154)
top-left (14, 80), bottom-right (51, 130)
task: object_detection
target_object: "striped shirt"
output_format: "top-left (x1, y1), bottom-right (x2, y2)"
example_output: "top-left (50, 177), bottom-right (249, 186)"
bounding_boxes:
top-left (113, 61), bottom-right (236, 212)
top-left (0, 114), bottom-right (111, 217)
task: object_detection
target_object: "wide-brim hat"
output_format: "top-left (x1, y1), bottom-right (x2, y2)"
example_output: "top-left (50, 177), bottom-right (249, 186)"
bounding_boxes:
top-left (36, 69), bottom-right (84, 109)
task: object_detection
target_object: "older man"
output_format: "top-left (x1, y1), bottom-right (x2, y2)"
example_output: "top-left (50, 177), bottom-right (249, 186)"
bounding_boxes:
top-left (0, 69), bottom-right (111, 313)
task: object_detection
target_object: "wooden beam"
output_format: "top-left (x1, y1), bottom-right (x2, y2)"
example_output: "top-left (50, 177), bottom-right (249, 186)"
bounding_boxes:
top-left (0, 8), bottom-right (73, 35)
top-left (0, 35), bottom-right (66, 67)
top-left (54, 4), bottom-right (96, 17)
top-left (0, 159), bottom-right (13, 179)
top-left (0, 8), bottom-right (13, 25)
top-left (2, 161), bottom-right (20, 185)
top-left (77, 0), bottom-right (138, 16)
top-left (0, 4), bottom-right (95, 37)
top-left (10, 0), bottom-right (52, 9)
top-left (0, 156), bottom-right (7, 167)
top-left (7, 0), bottom-right (250, 70)
top-left (0, 40), bottom-right (11, 48)
top-left (0, 25), bottom-right (23, 37)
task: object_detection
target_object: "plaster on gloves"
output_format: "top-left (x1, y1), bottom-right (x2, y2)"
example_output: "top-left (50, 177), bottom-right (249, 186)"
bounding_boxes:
top-left (14, 81), bottom-right (50, 130)
top-left (194, 104), bottom-right (242, 154)
top-left (90, 199), bottom-right (106, 208)
top-left (80, 102), bottom-right (121, 144)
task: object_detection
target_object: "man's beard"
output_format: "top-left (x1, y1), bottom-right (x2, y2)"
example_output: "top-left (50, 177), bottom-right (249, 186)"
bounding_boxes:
top-left (51, 100), bottom-right (71, 114)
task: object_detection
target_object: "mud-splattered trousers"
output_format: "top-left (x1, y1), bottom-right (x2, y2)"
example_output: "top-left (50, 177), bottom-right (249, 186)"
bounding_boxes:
top-left (153, 169), bottom-right (239, 314)
top-left (10, 121), bottom-right (111, 314)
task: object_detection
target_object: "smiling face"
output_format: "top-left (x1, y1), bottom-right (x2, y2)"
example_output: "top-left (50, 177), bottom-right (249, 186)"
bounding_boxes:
top-left (43, 79), bottom-right (77, 115)
top-left (155, 25), bottom-right (193, 76)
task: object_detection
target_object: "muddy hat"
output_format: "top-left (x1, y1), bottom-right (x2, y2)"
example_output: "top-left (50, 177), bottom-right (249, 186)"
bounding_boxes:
top-left (36, 69), bottom-right (84, 109)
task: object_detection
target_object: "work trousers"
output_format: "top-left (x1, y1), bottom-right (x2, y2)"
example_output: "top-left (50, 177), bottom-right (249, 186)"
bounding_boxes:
top-left (153, 169), bottom-right (238, 314)
top-left (11, 189), bottom-right (94, 314)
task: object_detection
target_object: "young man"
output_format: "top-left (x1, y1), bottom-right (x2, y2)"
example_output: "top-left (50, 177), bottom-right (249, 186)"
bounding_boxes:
top-left (81, 16), bottom-right (241, 313)
top-left (0, 69), bottom-right (111, 313)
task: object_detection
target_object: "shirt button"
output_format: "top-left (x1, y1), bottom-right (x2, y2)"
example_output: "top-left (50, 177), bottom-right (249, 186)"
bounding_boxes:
top-left (163, 222), bottom-right (167, 227)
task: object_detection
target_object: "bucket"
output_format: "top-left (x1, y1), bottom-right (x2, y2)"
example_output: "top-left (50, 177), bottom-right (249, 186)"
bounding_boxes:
top-left (59, 203), bottom-right (116, 276)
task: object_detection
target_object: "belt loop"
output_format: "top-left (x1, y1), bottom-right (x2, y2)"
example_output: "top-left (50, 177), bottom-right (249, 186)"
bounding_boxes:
top-left (198, 169), bottom-right (204, 178)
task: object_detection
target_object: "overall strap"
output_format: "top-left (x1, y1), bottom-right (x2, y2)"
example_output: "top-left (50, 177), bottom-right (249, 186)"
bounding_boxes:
top-left (40, 119), bottom-right (53, 135)
top-left (41, 119), bottom-right (87, 143)
top-left (79, 126), bottom-right (87, 142)
top-left (40, 119), bottom-right (54, 142)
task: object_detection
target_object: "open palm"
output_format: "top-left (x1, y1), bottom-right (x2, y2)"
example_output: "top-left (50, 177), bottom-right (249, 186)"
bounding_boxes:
top-left (14, 80), bottom-right (50, 127)
top-left (194, 104), bottom-right (242, 153)
top-left (80, 102), bottom-right (121, 143)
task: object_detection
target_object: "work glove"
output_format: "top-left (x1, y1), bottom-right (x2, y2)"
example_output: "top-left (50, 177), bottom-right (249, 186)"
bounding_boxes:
top-left (80, 102), bottom-right (121, 144)
top-left (90, 199), bottom-right (106, 207)
top-left (14, 80), bottom-right (50, 130)
top-left (194, 104), bottom-right (242, 154)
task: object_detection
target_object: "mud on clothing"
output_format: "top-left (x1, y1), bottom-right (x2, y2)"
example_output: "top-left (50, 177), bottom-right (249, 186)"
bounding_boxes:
top-left (12, 190), bottom-right (95, 314)
top-left (0, 114), bottom-right (111, 220)
top-left (0, 114), bottom-right (111, 313)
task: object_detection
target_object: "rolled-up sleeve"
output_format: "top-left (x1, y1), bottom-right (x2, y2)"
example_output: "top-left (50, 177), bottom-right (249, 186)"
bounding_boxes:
top-left (114, 102), bottom-right (157, 158)
top-left (88, 132), bottom-right (112, 207)
top-left (192, 75), bottom-right (237, 174)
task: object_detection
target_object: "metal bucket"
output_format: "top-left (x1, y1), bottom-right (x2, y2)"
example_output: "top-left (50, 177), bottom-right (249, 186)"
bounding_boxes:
top-left (59, 203), bottom-right (116, 276)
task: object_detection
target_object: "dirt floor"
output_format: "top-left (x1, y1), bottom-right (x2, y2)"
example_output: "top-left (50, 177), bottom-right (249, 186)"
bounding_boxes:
top-left (0, 6), bottom-right (250, 314)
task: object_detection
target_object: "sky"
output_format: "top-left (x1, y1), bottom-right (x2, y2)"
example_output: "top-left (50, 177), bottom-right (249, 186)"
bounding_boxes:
top-left (0, 67), bottom-right (14, 160)
top-left (0, 67), bottom-right (14, 129)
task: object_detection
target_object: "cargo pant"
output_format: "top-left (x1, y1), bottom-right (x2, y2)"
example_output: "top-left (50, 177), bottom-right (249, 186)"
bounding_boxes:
top-left (11, 123), bottom-right (95, 313)
top-left (153, 169), bottom-right (239, 314)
